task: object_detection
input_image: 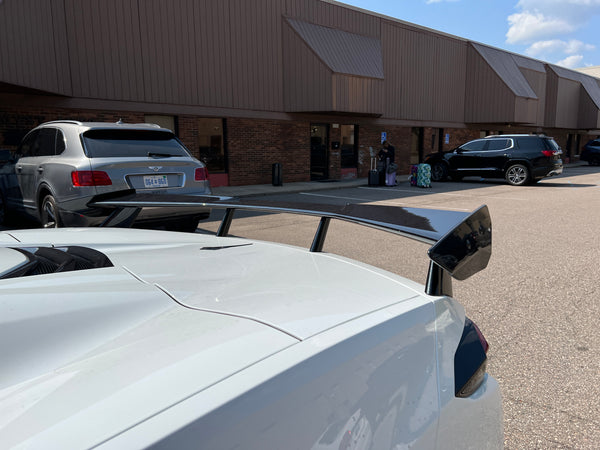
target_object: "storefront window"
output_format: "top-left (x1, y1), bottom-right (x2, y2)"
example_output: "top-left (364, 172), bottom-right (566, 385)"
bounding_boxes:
top-left (197, 118), bottom-right (226, 172)
top-left (340, 125), bottom-right (358, 168)
top-left (145, 115), bottom-right (177, 134)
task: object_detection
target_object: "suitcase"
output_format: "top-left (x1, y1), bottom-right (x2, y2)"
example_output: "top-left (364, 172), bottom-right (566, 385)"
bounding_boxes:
top-left (410, 164), bottom-right (431, 188)
top-left (409, 164), bottom-right (419, 186)
top-left (368, 157), bottom-right (380, 186)
top-left (416, 163), bottom-right (431, 188)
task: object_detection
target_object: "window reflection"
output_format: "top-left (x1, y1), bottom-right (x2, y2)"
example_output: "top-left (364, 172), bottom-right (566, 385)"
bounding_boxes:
top-left (198, 118), bottom-right (225, 172)
top-left (341, 125), bottom-right (357, 168)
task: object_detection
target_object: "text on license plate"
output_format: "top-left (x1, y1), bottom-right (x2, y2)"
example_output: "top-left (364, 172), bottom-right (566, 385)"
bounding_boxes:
top-left (143, 175), bottom-right (168, 188)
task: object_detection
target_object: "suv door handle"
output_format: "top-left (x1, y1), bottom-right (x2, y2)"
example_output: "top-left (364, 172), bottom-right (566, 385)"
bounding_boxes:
top-left (37, 167), bottom-right (44, 173)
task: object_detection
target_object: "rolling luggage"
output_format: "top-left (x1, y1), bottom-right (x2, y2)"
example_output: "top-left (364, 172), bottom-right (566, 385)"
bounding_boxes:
top-left (368, 157), bottom-right (380, 186)
top-left (410, 164), bottom-right (419, 186)
top-left (411, 163), bottom-right (432, 188)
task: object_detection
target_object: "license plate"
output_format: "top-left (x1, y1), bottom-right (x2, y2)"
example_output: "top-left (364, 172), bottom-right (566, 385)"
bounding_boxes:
top-left (143, 175), bottom-right (168, 188)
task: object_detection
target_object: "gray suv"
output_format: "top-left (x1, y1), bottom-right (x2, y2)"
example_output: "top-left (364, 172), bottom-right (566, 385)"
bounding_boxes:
top-left (0, 120), bottom-right (211, 231)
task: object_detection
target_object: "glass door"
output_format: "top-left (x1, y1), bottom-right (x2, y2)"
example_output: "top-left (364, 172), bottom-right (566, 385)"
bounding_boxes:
top-left (310, 124), bottom-right (329, 180)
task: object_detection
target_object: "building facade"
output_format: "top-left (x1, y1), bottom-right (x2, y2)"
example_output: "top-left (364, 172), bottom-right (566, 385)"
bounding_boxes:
top-left (1, 0), bottom-right (599, 186)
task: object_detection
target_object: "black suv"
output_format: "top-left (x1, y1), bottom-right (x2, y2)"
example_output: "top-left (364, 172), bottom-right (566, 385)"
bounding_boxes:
top-left (425, 134), bottom-right (563, 186)
top-left (581, 139), bottom-right (600, 165)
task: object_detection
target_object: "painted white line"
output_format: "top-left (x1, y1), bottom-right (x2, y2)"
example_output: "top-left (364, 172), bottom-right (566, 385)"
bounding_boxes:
top-left (300, 192), bottom-right (394, 203)
top-left (357, 186), bottom-right (526, 201)
top-left (299, 192), bottom-right (471, 211)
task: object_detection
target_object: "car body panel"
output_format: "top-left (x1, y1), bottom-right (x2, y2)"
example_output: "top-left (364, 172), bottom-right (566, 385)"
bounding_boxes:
top-left (98, 299), bottom-right (502, 450)
top-left (0, 208), bottom-right (502, 449)
top-left (0, 287), bottom-right (298, 449)
top-left (108, 238), bottom-right (425, 339)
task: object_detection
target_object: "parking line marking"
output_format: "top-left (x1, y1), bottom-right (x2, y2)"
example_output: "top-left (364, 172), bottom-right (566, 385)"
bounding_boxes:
top-left (300, 192), bottom-right (395, 203)
top-left (299, 192), bottom-right (471, 211)
top-left (356, 186), bottom-right (527, 201)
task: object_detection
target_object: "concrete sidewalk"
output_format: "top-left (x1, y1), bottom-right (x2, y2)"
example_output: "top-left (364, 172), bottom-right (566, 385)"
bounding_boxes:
top-left (211, 161), bottom-right (587, 198)
top-left (211, 178), bottom-right (368, 198)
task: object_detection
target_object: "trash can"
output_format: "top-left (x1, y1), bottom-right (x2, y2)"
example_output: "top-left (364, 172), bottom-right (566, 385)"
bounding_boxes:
top-left (272, 163), bottom-right (282, 186)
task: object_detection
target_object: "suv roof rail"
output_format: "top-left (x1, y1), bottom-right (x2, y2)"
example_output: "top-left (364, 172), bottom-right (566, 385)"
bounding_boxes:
top-left (114, 120), bottom-right (163, 128)
top-left (42, 120), bottom-right (84, 126)
top-left (484, 133), bottom-right (546, 138)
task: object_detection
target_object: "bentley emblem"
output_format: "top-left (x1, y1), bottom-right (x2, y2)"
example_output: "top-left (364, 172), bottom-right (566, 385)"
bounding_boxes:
top-left (148, 166), bottom-right (162, 172)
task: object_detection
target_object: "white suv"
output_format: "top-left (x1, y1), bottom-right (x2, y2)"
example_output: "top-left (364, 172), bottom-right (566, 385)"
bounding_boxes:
top-left (1, 120), bottom-right (211, 231)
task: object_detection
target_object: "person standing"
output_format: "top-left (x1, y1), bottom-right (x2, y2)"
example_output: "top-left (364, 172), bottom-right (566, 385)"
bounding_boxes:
top-left (378, 141), bottom-right (397, 186)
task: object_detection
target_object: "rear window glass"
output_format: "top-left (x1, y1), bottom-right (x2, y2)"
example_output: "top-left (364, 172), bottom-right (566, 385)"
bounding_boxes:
top-left (82, 129), bottom-right (190, 158)
top-left (515, 136), bottom-right (552, 150)
top-left (543, 138), bottom-right (560, 150)
top-left (486, 139), bottom-right (511, 150)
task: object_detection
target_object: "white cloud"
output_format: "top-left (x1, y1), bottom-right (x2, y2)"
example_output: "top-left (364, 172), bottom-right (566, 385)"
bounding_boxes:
top-left (507, 0), bottom-right (600, 44)
top-left (556, 54), bottom-right (584, 68)
top-left (565, 40), bottom-right (595, 54)
top-left (525, 39), bottom-right (595, 58)
top-left (506, 12), bottom-right (573, 44)
top-left (506, 0), bottom-right (600, 66)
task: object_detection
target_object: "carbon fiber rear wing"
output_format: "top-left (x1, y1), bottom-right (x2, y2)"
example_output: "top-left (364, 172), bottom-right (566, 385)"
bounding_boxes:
top-left (89, 191), bottom-right (491, 297)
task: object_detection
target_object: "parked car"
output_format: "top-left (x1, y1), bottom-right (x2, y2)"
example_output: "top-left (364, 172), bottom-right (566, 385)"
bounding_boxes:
top-left (0, 149), bottom-right (12, 226)
top-left (0, 194), bottom-right (502, 449)
top-left (425, 134), bottom-right (563, 185)
top-left (0, 120), bottom-right (211, 231)
top-left (581, 138), bottom-right (600, 165)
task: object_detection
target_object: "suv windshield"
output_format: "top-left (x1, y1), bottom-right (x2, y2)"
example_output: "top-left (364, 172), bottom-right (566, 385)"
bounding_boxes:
top-left (82, 129), bottom-right (190, 158)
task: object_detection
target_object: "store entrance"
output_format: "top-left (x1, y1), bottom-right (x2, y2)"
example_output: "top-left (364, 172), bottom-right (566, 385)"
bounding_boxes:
top-left (310, 124), bottom-right (329, 180)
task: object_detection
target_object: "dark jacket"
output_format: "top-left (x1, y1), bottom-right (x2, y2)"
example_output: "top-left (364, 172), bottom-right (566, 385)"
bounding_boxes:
top-left (378, 145), bottom-right (395, 164)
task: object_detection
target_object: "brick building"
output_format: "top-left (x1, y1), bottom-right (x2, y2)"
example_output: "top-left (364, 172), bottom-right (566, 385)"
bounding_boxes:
top-left (1, 0), bottom-right (599, 186)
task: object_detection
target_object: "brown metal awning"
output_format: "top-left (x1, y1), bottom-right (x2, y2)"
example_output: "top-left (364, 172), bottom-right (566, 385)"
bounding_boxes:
top-left (466, 43), bottom-right (541, 125)
top-left (547, 64), bottom-right (600, 129)
top-left (283, 18), bottom-right (384, 115)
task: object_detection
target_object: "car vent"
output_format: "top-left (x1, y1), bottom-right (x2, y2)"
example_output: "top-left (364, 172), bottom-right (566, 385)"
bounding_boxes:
top-left (0, 246), bottom-right (113, 280)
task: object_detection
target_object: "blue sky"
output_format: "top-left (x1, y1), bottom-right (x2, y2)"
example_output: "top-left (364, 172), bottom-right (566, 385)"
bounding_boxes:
top-left (337, 0), bottom-right (600, 69)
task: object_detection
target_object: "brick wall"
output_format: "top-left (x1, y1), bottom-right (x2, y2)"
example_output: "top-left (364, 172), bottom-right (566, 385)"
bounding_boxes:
top-left (226, 118), bottom-right (310, 186)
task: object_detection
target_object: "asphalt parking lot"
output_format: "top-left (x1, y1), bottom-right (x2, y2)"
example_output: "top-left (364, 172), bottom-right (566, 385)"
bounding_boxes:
top-left (204, 164), bottom-right (600, 449)
top-left (2, 164), bottom-right (598, 448)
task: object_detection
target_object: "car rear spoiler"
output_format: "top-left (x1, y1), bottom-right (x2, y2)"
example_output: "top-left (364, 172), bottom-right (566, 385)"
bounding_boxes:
top-left (89, 191), bottom-right (491, 297)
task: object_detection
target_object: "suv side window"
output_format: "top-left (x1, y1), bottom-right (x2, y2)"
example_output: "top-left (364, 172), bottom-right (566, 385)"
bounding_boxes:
top-left (55, 129), bottom-right (66, 154)
top-left (18, 130), bottom-right (40, 157)
top-left (17, 128), bottom-right (61, 157)
top-left (460, 140), bottom-right (488, 151)
top-left (36, 128), bottom-right (58, 156)
top-left (486, 139), bottom-right (511, 151)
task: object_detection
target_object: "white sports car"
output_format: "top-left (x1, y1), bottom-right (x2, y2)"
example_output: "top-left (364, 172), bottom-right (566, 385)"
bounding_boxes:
top-left (0, 193), bottom-right (502, 449)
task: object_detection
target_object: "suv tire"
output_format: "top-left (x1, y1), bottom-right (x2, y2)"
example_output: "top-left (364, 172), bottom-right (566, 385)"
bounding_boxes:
top-left (41, 195), bottom-right (62, 228)
top-left (431, 163), bottom-right (448, 181)
top-left (505, 164), bottom-right (530, 186)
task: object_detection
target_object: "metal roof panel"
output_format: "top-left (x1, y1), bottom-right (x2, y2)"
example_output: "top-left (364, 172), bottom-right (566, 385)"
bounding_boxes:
top-left (286, 18), bottom-right (384, 79)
